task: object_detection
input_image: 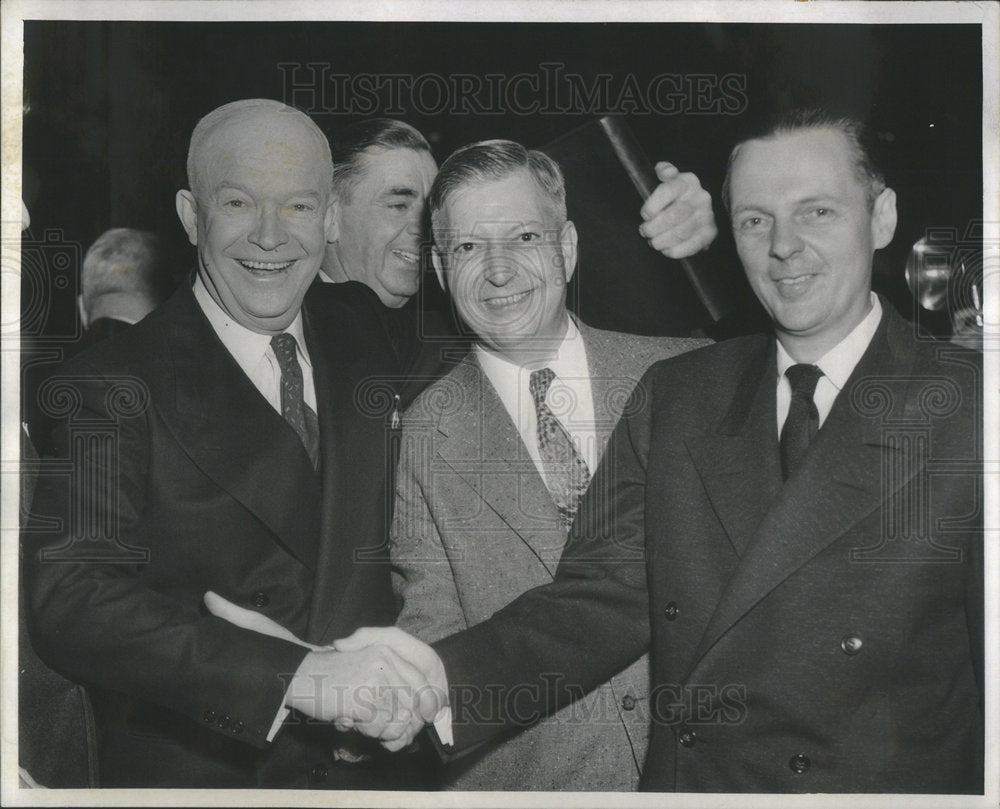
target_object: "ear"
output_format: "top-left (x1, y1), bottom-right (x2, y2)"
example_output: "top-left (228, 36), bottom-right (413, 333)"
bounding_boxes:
top-left (559, 220), bottom-right (579, 284)
top-left (324, 199), bottom-right (339, 243)
top-left (176, 190), bottom-right (199, 246)
top-left (77, 294), bottom-right (88, 329)
top-left (431, 248), bottom-right (448, 292)
top-left (871, 188), bottom-right (897, 250)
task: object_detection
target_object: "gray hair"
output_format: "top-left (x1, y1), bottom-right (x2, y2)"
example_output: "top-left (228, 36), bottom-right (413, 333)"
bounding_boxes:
top-left (428, 139), bottom-right (567, 234)
top-left (80, 228), bottom-right (167, 310)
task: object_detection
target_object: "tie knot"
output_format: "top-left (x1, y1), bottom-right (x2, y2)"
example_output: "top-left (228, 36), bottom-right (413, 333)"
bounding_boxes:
top-left (529, 367), bottom-right (556, 408)
top-left (785, 363), bottom-right (823, 400)
top-left (270, 332), bottom-right (299, 371)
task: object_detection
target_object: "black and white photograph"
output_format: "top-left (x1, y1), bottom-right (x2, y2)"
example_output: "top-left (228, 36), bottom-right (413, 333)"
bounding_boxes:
top-left (2, 1), bottom-right (997, 805)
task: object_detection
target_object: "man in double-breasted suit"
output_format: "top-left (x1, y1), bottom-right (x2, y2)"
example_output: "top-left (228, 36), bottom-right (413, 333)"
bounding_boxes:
top-left (415, 112), bottom-right (983, 792)
top-left (23, 99), bottom-right (437, 788)
top-left (389, 140), bottom-right (710, 790)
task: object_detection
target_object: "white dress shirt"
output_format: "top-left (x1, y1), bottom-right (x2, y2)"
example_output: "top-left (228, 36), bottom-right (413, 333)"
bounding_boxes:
top-left (776, 293), bottom-right (882, 434)
top-left (193, 277), bottom-right (316, 412)
top-left (475, 317), bottom-right (598, 482)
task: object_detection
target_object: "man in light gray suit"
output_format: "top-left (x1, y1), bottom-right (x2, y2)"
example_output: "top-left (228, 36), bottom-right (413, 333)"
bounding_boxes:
top-left (389, 140), bottom-right (711, 790)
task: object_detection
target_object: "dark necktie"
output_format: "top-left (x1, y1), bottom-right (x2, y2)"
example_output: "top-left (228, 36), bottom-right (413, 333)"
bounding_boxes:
top-left (530, 367), bottom-right (591, 530)
top-left (270, 333), bottom-right (320, 470)
top-left (780, 363), bottom-right (823, 480)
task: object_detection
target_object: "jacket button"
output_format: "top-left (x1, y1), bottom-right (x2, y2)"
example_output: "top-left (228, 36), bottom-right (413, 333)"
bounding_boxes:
top-left (217, 714), bottom-right (231, 730)
top-left (678, 726), bottom-right (697, 747)
top-left (789, 753), bottom-right (811, 774)
top-left (310, 765), bottom-right (328, 781)
top-left (841, 635), bottom-right (863, 655)
top-left (232, 720), bottom-right (245, 734)
top-left (202, 709), bottom-right (216, 724)
top-left (621, 694), bottom-right (637, 711)
top-left (664, 601), bottom-right (679, 620)
top-left (252, 591), bottom-right (269, 608)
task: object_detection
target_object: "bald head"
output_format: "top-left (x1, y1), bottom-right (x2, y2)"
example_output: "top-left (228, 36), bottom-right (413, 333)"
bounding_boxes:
top-left (186, 99), bottom-right (333, 201)
top-left (176, 99), bottom-right (338, 334)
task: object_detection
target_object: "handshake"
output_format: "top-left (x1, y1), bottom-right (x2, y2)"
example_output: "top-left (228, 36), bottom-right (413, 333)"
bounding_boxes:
top-left (204, 592), bottom-right (452, 751)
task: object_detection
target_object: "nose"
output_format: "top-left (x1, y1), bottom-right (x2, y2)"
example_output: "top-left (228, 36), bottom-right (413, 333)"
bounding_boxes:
top-left (248, 205), bottom-right (288, 251)
top-left (769, 217), bottom-right (804, 261)
top-left (405, 198), bottom-right (426, 238)
top-left (482, 242), bottom-right (517, 287)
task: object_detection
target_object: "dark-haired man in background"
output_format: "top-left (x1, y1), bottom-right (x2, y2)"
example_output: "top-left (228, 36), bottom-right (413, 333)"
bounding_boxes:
top-left (319, 119), bottom-right (454, 406)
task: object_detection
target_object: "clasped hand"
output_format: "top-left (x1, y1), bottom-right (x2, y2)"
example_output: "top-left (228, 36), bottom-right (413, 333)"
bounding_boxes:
top-left (204, 592), bottom-right (450, 751)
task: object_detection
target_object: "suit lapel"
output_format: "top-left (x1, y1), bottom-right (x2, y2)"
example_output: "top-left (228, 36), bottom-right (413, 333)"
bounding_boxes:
top-left (688, 308), bottom-right (922, 671)
top-left (156, 288), bottom-right (321, 570)
top-left (303, 307), bottom-right (358, 640)
top-left (435, 358), bottom-right (567, 577)
top-left (580, 323), bottom-right (633, 451)
top-left (685, 336), bottom-right (783, 558)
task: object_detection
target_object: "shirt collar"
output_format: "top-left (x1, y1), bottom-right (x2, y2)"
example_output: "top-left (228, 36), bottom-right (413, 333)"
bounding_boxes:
top-left (474, 316), bottom-right (582, 385)
top-left (776, 292), bottom-right (881, 391)
top-left (192, 275), bottom-right (310, 369)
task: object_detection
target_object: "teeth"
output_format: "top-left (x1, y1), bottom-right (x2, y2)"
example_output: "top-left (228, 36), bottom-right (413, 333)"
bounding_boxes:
top-left (485, 290), bottom-right (531, 307)
top-left (777, 276), bottom-right (810, 286)
top-left (393, 250), bottom-right (420, 264)
top-left (239, 259), bottom-right (294, 271)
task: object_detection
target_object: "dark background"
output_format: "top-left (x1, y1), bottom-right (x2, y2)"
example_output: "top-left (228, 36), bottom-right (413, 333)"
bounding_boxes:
top-left (20, 21), bottom-right (983, 380)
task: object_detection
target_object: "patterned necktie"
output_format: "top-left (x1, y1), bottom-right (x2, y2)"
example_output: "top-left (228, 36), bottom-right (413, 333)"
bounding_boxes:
top-left (529, 367), bottom-right (591, 530)
top-left (270, 333), bottom-right (320, 470)
top-left (780, 363), bottom-right (823, 480)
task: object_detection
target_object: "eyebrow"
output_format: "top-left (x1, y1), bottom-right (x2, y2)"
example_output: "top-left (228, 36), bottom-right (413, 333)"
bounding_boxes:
top-left (453, 220), bottom-right (549, 240)
top-left (383, 186), bottom-right (420, 198)
top-left (732, 195), bottom-right (839, 215)
top-left (214, 184), bottom-right (323, 200)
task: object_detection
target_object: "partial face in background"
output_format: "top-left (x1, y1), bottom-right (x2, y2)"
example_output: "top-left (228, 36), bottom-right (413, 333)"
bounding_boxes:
top-left (176, 105), bottom-right (336, 334)
top-left (729, 126), bottom-right (896, 360)
top-left (330, 147), bottom-right (438, 308)
top-left (432, 169), bottom-right (577, 362)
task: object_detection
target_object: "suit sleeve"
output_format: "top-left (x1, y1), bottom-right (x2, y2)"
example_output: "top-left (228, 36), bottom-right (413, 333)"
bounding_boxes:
top-left (433, 368), bottom-right (657, 751)
top-left (22, 361), bottom-right (309, 749)
top-left (390, 421), bottom-right (469, 643)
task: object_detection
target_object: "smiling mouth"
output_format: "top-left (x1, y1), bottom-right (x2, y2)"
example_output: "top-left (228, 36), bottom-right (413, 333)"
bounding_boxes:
top-left (238, 259), bottom-right (295, 272)
top-left (392, 249), bottom-right (420, 265)
top-left (773, 274), bottom-right (818, 293)
top-left (483, 290), bottom-right (532, 308)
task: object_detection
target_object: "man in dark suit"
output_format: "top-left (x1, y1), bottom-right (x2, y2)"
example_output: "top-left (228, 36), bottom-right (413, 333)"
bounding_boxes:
top-left (344, 110), bottom-right (984, 793)
top-left (23, 98), bottom-right (439, 788)
top-left (318, 118), bottom-right (458, 409)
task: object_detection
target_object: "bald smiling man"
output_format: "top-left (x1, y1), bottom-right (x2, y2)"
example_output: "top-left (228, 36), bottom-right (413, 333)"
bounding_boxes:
top-left (23, 99), bottom-right (438, 789)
